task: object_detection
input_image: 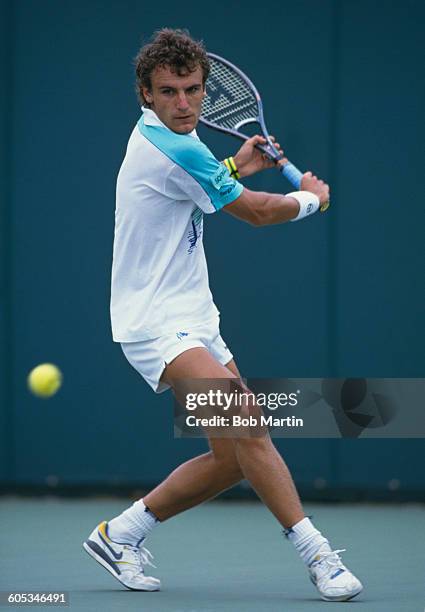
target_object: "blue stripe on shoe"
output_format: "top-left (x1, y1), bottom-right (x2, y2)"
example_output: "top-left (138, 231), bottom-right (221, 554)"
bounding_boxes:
top-left (85, 539), bottom-right (121, 575)
top-left (331, 569), bottom-right (345, 579)
top-left (98, 530), bottom-right (123, 560)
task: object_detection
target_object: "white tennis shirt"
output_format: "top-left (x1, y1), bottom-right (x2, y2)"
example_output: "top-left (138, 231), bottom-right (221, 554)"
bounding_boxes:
top-left (110, 108), bottom-right (243, 342)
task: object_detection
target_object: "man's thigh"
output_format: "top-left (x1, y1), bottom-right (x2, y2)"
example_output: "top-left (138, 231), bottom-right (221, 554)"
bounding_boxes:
top-left (161, 347), bottom-right (240, 385)
top-left (162, 347), bottom-right (262, 441)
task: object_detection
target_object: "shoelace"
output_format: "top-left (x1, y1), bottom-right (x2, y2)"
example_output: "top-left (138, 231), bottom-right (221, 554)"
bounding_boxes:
top-left (139, 546), bottom-right (156, 569)
top-left (312, 549), bottom-right (346, 578)
top-left (125, 545), bottom-right (157, 572)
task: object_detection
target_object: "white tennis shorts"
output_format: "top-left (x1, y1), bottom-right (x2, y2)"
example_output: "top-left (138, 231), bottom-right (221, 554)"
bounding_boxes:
top-left (121, 319), bottom-right (233, 393)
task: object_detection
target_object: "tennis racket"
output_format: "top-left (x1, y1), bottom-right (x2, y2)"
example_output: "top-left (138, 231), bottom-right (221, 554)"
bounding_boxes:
top-left (200, 53), bottom-right (329, 213)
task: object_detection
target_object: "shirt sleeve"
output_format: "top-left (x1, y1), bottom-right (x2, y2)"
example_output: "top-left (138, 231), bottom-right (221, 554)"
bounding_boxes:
top-left (166, 157), bottom-right (243, 214)
top-left (138, 119), bottom-right (243, 213)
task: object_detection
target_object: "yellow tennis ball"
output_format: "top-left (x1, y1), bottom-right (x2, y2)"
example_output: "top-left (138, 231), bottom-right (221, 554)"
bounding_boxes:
top-left (27, 363), bottom-right (63, 398)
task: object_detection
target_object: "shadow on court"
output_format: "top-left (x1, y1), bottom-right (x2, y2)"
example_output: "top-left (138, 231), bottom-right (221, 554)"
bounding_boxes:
top-left (1, 498), bottom-right (423, 611)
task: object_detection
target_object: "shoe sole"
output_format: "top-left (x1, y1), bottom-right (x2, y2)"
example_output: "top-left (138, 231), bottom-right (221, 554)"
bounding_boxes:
top-left (310, 574), bottom-right (363, 602)
top-left (83, 540), bottom-right (160, 592)
top-left (320, 586), bottom-right (363, 602)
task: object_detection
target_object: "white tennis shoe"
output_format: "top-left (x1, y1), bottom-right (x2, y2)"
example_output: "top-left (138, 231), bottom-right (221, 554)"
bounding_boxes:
top-left (83, 521), bottom-right (160, 591)
top-left (308, 548), bottom-right (363, 602)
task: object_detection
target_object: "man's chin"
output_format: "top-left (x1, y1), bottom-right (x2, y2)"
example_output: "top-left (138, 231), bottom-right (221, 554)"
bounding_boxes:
top-left (173, 126), bottom-right (195, 135)
top-left (172, 118), bottom-right (197, 134)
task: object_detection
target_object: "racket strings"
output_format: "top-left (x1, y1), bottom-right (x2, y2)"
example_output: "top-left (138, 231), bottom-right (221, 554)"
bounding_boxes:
top-left (202, 60), bottom-right (259, 129)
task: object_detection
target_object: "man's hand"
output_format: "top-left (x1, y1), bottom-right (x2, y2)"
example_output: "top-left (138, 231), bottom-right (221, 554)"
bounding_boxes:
top-left (301, 171), bottom-right (330, 206)
top-left (232, 135), bottom-right (286, 178)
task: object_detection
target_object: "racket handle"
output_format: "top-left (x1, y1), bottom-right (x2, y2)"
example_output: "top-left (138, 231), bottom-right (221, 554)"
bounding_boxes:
top-left (279, 161), bottom-right (330, 213)
top-left (280, 161), bottom-right (303, 189)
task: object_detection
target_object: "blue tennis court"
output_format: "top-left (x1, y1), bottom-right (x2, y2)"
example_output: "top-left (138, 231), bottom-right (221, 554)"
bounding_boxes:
top-left (1, 497), bottom-right (424, 611)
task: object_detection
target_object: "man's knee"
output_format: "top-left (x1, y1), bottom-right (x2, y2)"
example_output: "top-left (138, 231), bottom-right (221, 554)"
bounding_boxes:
top-left (229, 403), bottom-right (270, 442)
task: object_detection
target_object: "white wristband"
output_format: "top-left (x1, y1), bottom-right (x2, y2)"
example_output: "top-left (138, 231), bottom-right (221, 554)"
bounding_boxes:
top-left (287, 191), bottom-right (320, 222)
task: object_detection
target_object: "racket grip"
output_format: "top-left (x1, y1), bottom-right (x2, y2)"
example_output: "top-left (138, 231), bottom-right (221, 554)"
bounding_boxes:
top-left (280, 162), bottom-right (303, 189)
top-left (279, 161), bottom-right (330, 213)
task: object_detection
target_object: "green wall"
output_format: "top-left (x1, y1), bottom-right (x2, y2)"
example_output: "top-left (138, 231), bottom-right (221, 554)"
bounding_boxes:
top-left (0, 0), bottom-right (424, 497)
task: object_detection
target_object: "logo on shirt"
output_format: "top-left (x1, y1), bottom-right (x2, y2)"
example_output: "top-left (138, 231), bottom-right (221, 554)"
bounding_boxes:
top-left (188, 207), bottom-right (203, 254)
top-left (220, 184), bottom-right (237, 197)
top-left (211, 165), bottom-right (229, 190)
top-left (176, 331), bottom-right (189, 340)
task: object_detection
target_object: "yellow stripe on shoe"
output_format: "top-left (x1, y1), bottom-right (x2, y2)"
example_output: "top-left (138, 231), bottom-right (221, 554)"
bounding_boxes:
top-left (98, 521), bottom-right (111, 542)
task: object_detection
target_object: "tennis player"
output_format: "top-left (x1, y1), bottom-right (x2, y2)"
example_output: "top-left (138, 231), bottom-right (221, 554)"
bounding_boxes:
top-left (84, 28), bottom-right (363, 603)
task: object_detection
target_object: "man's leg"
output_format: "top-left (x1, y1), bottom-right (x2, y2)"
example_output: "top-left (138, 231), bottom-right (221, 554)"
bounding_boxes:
top-left (143, 438), bottom-right (243, 520)
top-left (143, 354), bottom-right (244, 520)
top-left (82, 351), bottom-right (243, 592)
top-left (151, 347), bottom-right (305, 528)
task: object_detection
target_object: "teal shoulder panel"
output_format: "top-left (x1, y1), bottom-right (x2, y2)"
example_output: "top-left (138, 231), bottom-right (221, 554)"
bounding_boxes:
top-left (138, 117), bottom-right (243, 210)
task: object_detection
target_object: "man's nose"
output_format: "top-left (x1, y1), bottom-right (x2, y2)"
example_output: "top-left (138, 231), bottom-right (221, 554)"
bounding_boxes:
top-left (176, 92), bottom-right (189, 109)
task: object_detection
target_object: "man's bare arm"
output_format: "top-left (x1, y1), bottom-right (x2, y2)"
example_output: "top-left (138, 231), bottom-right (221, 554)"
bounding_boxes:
top-left (224, 172), bottom-right (330, 227)
top-left (224, 188), bottom-right (299, 226)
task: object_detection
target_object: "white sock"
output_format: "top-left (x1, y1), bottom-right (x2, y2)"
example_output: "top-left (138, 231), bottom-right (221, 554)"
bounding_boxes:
top-left (107, 499), bottom-right (159, 546)
top-left (285, 517), bottom-right (332, 566)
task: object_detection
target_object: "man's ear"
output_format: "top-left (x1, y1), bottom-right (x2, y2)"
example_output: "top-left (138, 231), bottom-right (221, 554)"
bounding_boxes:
top-left (143, 88), bottom-right (153, 104)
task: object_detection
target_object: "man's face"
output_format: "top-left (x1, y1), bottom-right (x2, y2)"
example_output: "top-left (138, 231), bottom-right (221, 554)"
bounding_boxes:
top-left (142, 65), bottom-right (205, 134)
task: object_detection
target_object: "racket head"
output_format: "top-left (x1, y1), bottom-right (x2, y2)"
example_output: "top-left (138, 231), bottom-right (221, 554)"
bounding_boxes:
top-left (201, 54), bottom-right (330, 213)
top-left (201, 53), bottom-right (281, 160)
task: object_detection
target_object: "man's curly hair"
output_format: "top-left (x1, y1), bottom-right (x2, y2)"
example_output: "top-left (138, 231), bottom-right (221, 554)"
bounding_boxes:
top-left (134, 28), bottom-right (210, 106)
